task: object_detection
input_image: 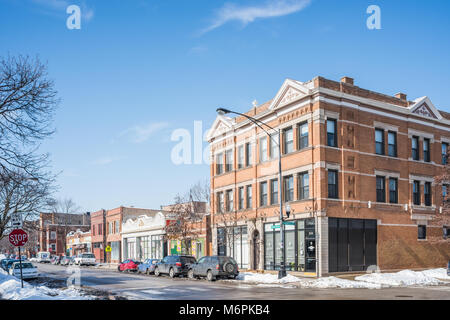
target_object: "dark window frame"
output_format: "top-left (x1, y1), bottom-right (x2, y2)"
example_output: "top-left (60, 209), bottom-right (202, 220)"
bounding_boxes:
top-left (298, 122), bottom-right (309, 150)
top-left (411, 136), bottom-right (419, 160)
top-left (375, 128), bottom-right (385, 155)
top-left (424, 182), bottom-right (432, 206)
top-left (327, 119), bottom-right (337, 147)
top-left (418, 225), bottom-right (426, 240)
top-left (376, 176), bottom-right (386, 203)
top-left (260, 181), bottom-right (268, 207)
top-left (270, 179), bottom-right (278, 205)
top-left (423, 138), bottom-right (430, 162)
top-left (283, 127), bottom-right (294, 155)
top-left (389, 178), bottom-right (398, 204)
top-left (328, 170), bottom-right (339, 199)
top-left (388, 131), bottom-right (397, 157)
top-left (283, 175), bottom-right (294, 202)
top-left (298, 172), bottom-right (309, 200)
top-left (413, 181), bottom-right (421, 205)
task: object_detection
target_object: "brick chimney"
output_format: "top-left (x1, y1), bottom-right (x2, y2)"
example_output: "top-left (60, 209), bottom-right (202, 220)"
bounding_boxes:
top-left (340, 76), bottom-right (354, 85)
top-left (395, 92), bottom-right (407, 101)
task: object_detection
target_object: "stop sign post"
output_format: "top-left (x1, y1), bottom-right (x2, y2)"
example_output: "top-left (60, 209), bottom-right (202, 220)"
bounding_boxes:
top-left (9, 229), bottom-right (28, 288)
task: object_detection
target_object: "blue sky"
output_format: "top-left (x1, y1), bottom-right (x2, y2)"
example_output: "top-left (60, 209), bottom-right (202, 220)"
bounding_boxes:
top-left (1, 0), bottom-right (449, 212)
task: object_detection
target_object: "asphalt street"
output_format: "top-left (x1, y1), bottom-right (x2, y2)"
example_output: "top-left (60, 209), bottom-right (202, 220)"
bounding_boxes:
top-left (35, 263), bottom-right (450, 300)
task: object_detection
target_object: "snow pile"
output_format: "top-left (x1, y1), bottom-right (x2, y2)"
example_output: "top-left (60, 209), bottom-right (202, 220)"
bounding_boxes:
top-left (355, 269), bottom-right (445, 287)
top-left (0, 254), bottom-right (7, 260)
top-left (234, 268), bottom-right (449, 289)
top-left (300, 276), bottom-right (383, 289)
top-left (0, 268), bottom-right (94, 300)
top-left (236, 272), bottom-right (302, 284)
top-left (421, 268), bottom-right (450, 280)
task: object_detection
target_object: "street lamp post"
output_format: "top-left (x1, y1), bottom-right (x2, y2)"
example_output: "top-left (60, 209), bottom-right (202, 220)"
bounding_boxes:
top-left (216, 107), bottom-right (287, 279)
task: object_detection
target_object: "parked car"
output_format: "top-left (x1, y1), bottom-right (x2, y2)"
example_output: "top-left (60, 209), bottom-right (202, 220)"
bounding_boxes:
top-left (36, 252), bottom-right (51, 263)
top-left (447, 261), bottom-right (450, 276)
top-left (154, 255), bottom-right (197, 278)
top-left (118, 259), bottom-right (141, 272)
top-left (2, 259), bottom-right (20, 272)
top-left (51, 256), bottom-right (62, 265)
top-left (9, 262), bottom-right (39, 279)
top-left (73, 253), bottom-right (96, 266)
top-left (29, 257), bottom-right (38, 262)
top-left (60, 256), bottom-right (73, 266)
top-left (188, 256), bottom-right (239, 281)
top-left (138, 259), bottom-right (160, 275)
top-left (0, 259), bottom-right (12, 271)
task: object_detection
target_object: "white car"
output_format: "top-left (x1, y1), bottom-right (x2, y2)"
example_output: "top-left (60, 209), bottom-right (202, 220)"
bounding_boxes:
top-left (73, 253), bottom-right (96, 266)
top-left (36, 252), bottom-right (51, 263)
top-left (9, 262), bottom-right (39, 279)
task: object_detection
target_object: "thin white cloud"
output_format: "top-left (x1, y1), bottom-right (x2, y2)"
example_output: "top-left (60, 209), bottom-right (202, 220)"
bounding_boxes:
top-left (91, 156), bottom-right (124, 166)
top-left (119, 121), bottom-right (170, 144)
top-left (201, 0), bottom-right (312, 34)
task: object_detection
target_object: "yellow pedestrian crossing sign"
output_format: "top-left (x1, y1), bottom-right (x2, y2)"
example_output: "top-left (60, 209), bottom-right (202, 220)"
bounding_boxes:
top-left (105, 246), bottom-right (112, 252)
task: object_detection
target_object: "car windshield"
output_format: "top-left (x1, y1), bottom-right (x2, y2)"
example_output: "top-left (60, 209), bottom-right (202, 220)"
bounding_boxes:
top-left (82, 254), bottom-right (95, 258)
top-left (15, 263), bottom-right (34, 269)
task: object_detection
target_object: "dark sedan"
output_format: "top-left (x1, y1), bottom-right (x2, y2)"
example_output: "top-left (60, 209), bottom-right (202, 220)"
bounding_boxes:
top-left (138, 258), bottom-right (160, 275)
top-left (1, 259), bottom-right (20, 272)
top-left (154, 255), bottom-right (196, 278)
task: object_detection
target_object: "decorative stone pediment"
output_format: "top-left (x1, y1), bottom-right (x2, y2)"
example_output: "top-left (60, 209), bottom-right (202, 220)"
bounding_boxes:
top-left (409, 96), bottom-right (442, 120)
top-left (206, 115), bottom-right (234, 142)
top-left (269, 79), bottom-right (311, 111)
top-left (413, 103), bottom-right (437, 119)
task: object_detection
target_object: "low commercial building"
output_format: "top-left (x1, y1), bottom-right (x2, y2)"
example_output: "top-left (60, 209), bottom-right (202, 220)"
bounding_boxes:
top-left (121, 210), bottom-right (171, 261)
top-left (66, 229), bottom-right (92, 256)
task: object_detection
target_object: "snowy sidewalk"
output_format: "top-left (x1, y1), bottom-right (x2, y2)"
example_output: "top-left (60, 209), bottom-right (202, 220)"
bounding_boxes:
top-left (230, 268), bottom-right (450, 289)
top-left (0, 268), bottom-right (95, 300)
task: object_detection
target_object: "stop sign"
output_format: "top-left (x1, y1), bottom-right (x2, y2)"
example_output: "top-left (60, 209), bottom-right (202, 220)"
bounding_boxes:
top-left (9, 229), bottom-right (28, 247)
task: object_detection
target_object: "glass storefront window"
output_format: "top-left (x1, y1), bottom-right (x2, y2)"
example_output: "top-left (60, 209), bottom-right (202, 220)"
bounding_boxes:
top-left (217, 226), bottom-right (248, 269)
top-left (264, 218), bottom-right (316, 272)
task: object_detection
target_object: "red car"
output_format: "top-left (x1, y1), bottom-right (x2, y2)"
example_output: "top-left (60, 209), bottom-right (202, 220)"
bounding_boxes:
top-left (118, 259), bottom-right (141, 272)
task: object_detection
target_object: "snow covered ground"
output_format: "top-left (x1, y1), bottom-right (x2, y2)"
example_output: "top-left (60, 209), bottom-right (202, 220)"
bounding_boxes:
top-left (234, 268), bottom-right (450, 289)
top-left (0, 268), bottom-right (94, 300)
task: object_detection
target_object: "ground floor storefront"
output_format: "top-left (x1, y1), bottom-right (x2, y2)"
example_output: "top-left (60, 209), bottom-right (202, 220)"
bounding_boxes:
top-left (123, 234), bottom-right (167, 261)
top-left (169, 238), bottom-right (207, 260)
top-left (212, 215), bottom-right (449, 276)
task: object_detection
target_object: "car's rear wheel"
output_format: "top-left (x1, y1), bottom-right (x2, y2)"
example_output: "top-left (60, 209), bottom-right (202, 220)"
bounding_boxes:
top-left (207, 270), bottom-right (215, 282)
top-left (118, 266), bottom-right (121, 272)
top-left (169, 268), bottom-right (175, 278)
top-left (154, 267), bottom-right (160, 277)
top-left (187, 269), bottom-right (194, 280)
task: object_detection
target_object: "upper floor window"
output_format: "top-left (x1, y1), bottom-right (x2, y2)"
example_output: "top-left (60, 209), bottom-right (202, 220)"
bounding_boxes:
top-left (216, 153), bottom-right (223, 175)
top-left (225, 149), bottom-right (233, 172)
top-left (283, 175), bottom-right (294, 202)
top-left (443, 185), bottom-right (449, 203)
top-left (298, 122), bottom-right (309, 150)
top-left (327, 119), bottom-right (337, 147)
top-left (423, 138), bottom-right (430, 162)
top-left (245, 142), bottom-right (252, 167)
top-left (115, 221), bottom-right (119, 234)
top-left (225, 190), bottom-right (234, 212)
top-left (328, 170), bottom-right (338, 199)
top-left (413, 181), bottom-right (421, 205)
top-left (442, 143), bottom-right (448, 165)
top-left (418, 225), bottom-right (426, 240)
top-left (238, 187), bottom-right (244, 210)
top-left (388, 131), bottom-right (397, 157)
top-left (298, 172), bottom-right (309, 200)
top-left (260, 182), bottom-right (268, 207)
top-left (412, 136), bottom-right (419, 160)
top-left (424, 182), bottom-right (432, 206)
top-left (246, 185), bottom-right (252, 209)
top-left (270, 179), bottom-right (278, 205)
top-left (217, 192), bottom-right (224, 213)
top-left (283, 127), bottom-right (294, 154)
top-left (389, 178), bottom-right (398, 204)
top-left (375, 129), bottom-right (385, 155)
top-left (270, 133), bottom-right (279, 159)
top-left (237, 145), bottom-right (244, 169)
top-left (376, 176), bottom-right (386, 202)
top-left (259, 137), bottom-right (268, 162)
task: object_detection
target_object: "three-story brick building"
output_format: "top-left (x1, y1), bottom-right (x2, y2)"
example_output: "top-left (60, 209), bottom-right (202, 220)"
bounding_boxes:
top-left (207, 76), bottom-right (450, 276)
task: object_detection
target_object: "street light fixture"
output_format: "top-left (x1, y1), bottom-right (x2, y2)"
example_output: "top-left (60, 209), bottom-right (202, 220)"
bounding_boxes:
top-left (216, 107), bottom-right (287, 279)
